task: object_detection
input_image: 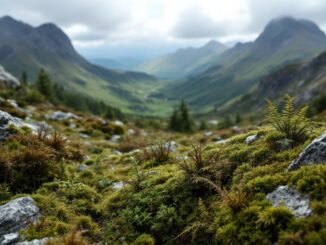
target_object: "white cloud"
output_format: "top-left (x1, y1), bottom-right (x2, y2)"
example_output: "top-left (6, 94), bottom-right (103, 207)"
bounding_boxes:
top-left (0, 0), bottom-right (326, 58)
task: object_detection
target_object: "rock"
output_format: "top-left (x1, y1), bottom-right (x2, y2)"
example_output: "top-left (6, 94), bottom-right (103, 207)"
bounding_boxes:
top-left (6, 100), bottom-right (19, 109)
top-left (245, 134), bottom-right (258, 144)
top-left (77, 164), bottom-right (88, 172)
top-left (204, 131), bottom-right (213, 137)
top-left (79, 133), bottom-right (89, 139)
top-left (109, 135), bottom-right (121, 143)
top-left (112, 181), bottom-right (125, 189)
top-left (46, 111), bottom-right (80, 121)
top-left (1, 233), bottom-right (19, 245)
top-left (215, 139), bottom-right (230, 145)
top-left (113, 150), bottom-right (122, 155)
top-left (0, 110), bottom-right (25, 140)
top-left (16, 238), bottom-right (49, 245)
top-left (165, 141), bottom-right (177, 153)
top-left (276, 138), bottom-right (294, 151)
top-left (113, 120), bottom-right (124, 126)
top-left (288, 131), bottom-right (326, 171)
top-left (0, 197), bottom-right (40, 243)
top-left (127, 128), bottom-right (135, 136)
top-left (207, 120), bottom-right (218, 125)
top-left (266, 185), bottom-right (312, 217)
top-left (232, 126), bottom-right (241, 133)
top-left (0, 66), bottom-right (20, 88)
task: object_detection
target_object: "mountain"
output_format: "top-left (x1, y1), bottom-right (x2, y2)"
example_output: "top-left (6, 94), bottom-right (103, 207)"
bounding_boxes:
top-left (0, 16), bottom-right (158, 113)
top-left (90, 57), bottom-right (144, 71)
top-left (220, 50), bottom-right (326, 117)
top-left (136, 40), bottom-right (228, 79)
top-left (165, 17), bottom-right (326, 112)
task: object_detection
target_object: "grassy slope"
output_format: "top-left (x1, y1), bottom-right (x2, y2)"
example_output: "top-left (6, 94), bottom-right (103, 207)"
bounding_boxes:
top-left (1, 90), bottom-right (325, 244)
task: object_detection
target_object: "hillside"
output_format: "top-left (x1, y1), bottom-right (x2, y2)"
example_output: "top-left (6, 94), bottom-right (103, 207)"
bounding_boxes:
top-left (0, 16), bottom-right (164, 114)
top-left (137, 40), bottom-right (228, 79)
top-left (0, 68), bottom-right (326, 244)
top-left (217, 51), bottom-right (326, 117)
top-left (164, 17), bottom-right (326, 112)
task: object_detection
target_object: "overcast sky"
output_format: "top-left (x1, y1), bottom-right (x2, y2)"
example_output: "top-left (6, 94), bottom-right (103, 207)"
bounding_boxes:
top-left (1, 0), bottom-right (326, 60)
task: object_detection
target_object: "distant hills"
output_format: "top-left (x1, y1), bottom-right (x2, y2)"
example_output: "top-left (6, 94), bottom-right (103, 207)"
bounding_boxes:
top-left (90, 57), bottom-right (144, 71)
top-left (220, 50), bottom-right (326, 117)
top-left (1, 16), bottom-right (326, 117)
top-left (0, 16), bottom-right (158, 113)
top-left (163, 17), bottom-right (326, 112)
top-left (137, 40), bottom-right (228, 79)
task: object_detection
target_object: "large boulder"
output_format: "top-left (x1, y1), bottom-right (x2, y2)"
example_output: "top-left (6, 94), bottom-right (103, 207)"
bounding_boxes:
top-left (0, 197), bottom-right (40, 244)
top-left (288, 131), bottom-right (326, 171)
top-left (0, 110), bottom-right (43, 141)
top-left (266, 185), bottom-right (312, 217)
top-left (0, 66), bottom-right (20, 88)
top-left (0, 110), bottom-right (25, 140)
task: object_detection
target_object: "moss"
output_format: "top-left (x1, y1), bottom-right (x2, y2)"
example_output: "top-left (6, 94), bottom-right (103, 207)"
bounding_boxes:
top-left (289, 165), bottom-right (326, 200)
top-left (132, 234), bottom-right (155, 245)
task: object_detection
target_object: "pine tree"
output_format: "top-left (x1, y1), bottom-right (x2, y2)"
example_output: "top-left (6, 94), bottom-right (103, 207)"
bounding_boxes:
top-left (169, 109), bottom-right (179, 131)
top-left (35, 69), bottom-right (53, 99)
top-left (21, 71), bottom-right (28, 86)
top-left (169, 101), bottom-right (193, 132)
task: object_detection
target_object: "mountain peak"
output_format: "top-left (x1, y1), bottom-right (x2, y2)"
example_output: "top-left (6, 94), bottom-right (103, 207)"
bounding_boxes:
top-left (256, 17), bottom-right (326, 47)
top-left (203, 40), bottom-right (225, 49)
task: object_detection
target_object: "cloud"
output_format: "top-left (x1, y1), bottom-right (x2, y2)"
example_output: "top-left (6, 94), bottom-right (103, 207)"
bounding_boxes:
top-left (0, 0), bottom-right (326, 58)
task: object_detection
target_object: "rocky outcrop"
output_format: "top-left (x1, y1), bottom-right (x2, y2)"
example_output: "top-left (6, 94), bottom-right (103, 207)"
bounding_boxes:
top-left (46, 111), bottom-right (80, 121)
top-left (0, 197), bottom-right (40, 244)
top-left (288, 131), bottom-right (326, 170)
top-left (0, 66), bottom-right (20, 88)
top-left (266, 185), bottom-right (312, 217)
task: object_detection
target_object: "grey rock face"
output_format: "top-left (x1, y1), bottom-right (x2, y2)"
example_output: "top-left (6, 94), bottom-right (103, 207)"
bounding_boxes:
top-left (0, 66), bottom-right (20, 88)
top-left (245, 134), bottom-right (258, 144)
top-left (0, 197), bottom-right (40, 243)
top-left (288, 131), bottom-right (326, 171)
top-left (266, 185), bottom-right (312, 217)
top-left (46, 111), bottom-right (80, 121)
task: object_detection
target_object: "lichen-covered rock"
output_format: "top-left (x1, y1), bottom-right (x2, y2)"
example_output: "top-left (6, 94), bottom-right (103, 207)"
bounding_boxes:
top-left (0, 197), bottom-right (40, 243)
top-left (0, 110), bottom-right (25, 140)
top-left (266, 185), bottom-right (312, 217)
top-left (245, 134), bottom-right (258, 144)
top-left (46, 111), bottom-right (80, 121)
top-left (0, 66), bottom-right (20, 88)
top-left (0, 110), bottom-right (46, 140)
top-left (0, 233), bottom-right (19, 245)
top-left (16, 238), bottom-right (49, 245)
top-left (288, 131), bottom-right (326, 171)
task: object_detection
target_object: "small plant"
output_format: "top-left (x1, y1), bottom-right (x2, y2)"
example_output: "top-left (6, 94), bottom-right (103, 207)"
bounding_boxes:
top-left (194, 176), bottom-right (248, 214)
top-left (125, 159), bottom-right (149, 192)
top-left (267, 94), bottom-right (310, 142)
top-left (176, 199), bottom-right (215, 243)
top-left (177, 144), bottom-right (215, 179)
top-left (144, 138), bottom-right (171, 163)
top-left (45, 228), bottom-right (88, 245)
